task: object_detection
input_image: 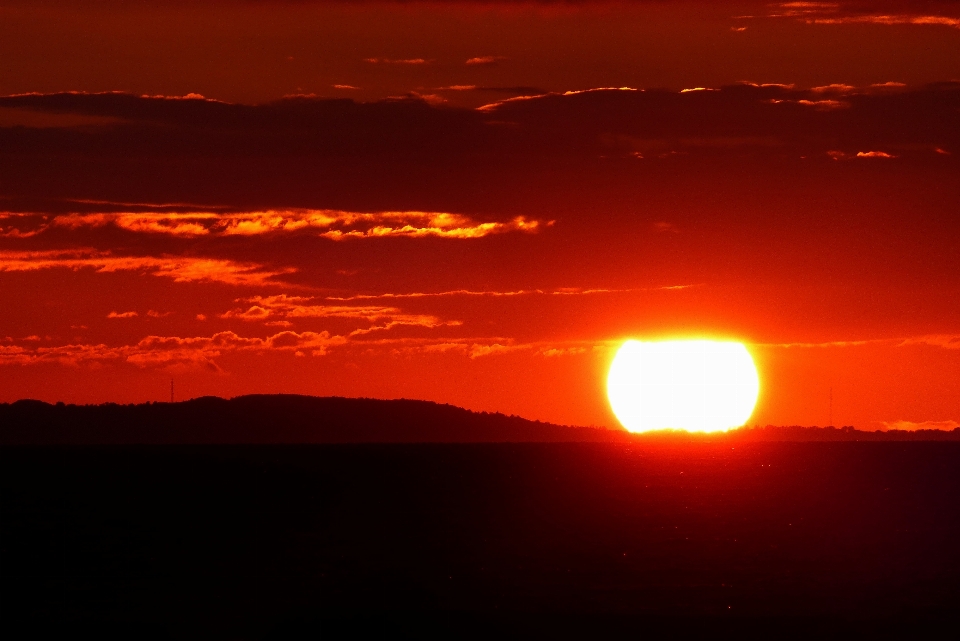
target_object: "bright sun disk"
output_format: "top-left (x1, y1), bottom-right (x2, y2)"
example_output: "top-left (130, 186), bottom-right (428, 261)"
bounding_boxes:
top-left (607, 339), bottom-right (760, 433)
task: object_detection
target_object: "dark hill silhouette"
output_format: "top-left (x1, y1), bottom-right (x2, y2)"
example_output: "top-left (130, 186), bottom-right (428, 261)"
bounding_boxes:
top-left (0, 395), bottom-right (627, 445)
top-left (3, 395), bottom-right (958, 445)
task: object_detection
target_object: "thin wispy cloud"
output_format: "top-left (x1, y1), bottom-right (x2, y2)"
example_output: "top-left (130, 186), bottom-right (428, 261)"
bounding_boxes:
top-left (827, 150), bottom-right (897, 160)
top-left (465, 56), bottom-right (505, 66)
top-left (796, 99), bottom-right (849, 110)
top-left (0, 249), bottom-right (293, 287)
top-left (138, 92), bottom-right (213, 101)
top-left (767, 2), bottom-right (960, 29)
top-left (753, 338), bottom-right (885, 348)
top-left (810, 14), bottom-right (960, 28)
top-left (0, 333), bottom-right (612, 370)
top-left (219, 294), bottom-right (459, 332)
top-left (326, 285), bottom-right (695, 302)
top-left (811, 84), bottom-right (857, 94)
top-left (0, 211), bottom-right (551, 241)
top-left (341, 337), bottom-right (617, 359)
top-left (757, 334), bottom-right (960, 350)
top-left (0, 330), bottom-right (347, 369)
top-left (364, 57), bottom-right (429, 65)
top-left (477, 86), bottom-right (638, 112)
top-left (898, 334), bottom-right (960, 349)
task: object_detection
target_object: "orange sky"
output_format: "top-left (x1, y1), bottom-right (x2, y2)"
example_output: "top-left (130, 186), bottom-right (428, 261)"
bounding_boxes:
top-left (1, 1), bottom-right (959, 431)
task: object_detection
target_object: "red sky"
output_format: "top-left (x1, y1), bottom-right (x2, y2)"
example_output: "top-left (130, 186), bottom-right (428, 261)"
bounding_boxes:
top-left (1, 0), bottom-right (959, 431)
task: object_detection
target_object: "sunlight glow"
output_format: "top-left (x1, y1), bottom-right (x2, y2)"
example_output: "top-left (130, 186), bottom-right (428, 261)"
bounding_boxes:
top-left (607, 340), bottom-right (760, 433)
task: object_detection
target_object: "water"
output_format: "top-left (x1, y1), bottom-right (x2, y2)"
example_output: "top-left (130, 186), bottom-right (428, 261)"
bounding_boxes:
top-left (3, 442), bottom-right (959, 638)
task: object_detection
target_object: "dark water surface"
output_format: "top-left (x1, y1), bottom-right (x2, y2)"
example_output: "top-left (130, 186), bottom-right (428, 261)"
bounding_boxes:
top-left (3, 443), bottom-right (959, 639)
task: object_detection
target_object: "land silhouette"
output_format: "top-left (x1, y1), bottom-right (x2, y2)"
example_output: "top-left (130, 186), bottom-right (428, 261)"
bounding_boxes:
top-left (0, 395), bottom-right (623, 445)
top-left (2, 394), bottom-right (958, 445)
top-left (4, 395), bottom-right (960, 638)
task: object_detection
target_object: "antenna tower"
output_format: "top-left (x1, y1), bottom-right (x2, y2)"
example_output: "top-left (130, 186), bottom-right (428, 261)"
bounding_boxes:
top-left (829, 386), bottom-right (833, 427)
top-left (171, 379), bottom-right (175, 404)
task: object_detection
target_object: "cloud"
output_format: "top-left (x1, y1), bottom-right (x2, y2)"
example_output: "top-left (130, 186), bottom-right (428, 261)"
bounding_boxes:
top-left (0, 213), bottom-right (52, 238)
top-left (766, 2), bottom-right (960, 29)
top-left (476, 93), bottom-right (553, 112)
top-left (1, 85), bottom-right (957, 209)
top-left (0, 249), bottom-right (292, 286)
top-left (879, 419), bottom-right (960, 432)
top-left (326, 284), bottom-right (694, 301)
top-left (0, 332), bottom-right (611, 370)
top-left (139, 92), bottom-right (212, 101)
top-left (795, 99), bottom-right (849, 110)
top-left (811, 83), bottom-right (857, 94)
top-left (755, 339), bottom-right (884, 348)
top-left (220, 305), bottom-right (272, 321)
top-left (350, 336), bottom-right (616, 359)
top-left (539, 347), bottom-right (589, 357)
top-left (477, 86), bottom-right (640, 112)
top-left (364, 58), bottom-right (429, 65)
top-left (809, 14), bottom-right (960, 28)
top-left (755, 334), bottom-right (960, 351)
top-left (471, 82), bottom-right (960, 159)
top-left (220, 294), bottom-right (460, 334)
top-left (466, 56), bottom-right (504, 65)
top-left (2, 210), bottom-right (551, 241)
top-left (107, 311), bottom-right (138, 319)
top-left (562, 87), bottom-right (639, 97)
top-left (0, 330), bottom-right (348, 369)
top-left (828, 150), bottom-right (897, 160)
top-left (897, 334), bottom-right (960, 349)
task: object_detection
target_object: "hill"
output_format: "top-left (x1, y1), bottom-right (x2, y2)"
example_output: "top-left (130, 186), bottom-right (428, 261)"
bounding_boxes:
top-left (0, 395), bottom-right (626, 445)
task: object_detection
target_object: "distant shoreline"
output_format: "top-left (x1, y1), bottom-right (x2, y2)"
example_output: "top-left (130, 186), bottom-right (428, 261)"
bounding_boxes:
top-left (3, 395), bottom-right (958, 445)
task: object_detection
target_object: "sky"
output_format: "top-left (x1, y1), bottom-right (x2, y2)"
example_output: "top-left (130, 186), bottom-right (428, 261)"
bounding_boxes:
top-left (1, 0), bottom-right (958, 431)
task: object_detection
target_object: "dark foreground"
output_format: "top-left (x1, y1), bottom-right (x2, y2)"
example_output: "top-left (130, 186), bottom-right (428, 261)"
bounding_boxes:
top-left (3, 443), bottom-right (960, 639)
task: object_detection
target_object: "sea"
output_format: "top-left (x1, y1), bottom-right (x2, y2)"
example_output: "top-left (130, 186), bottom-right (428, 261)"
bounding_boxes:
top-left (3, 442), bottom-right (959, 639)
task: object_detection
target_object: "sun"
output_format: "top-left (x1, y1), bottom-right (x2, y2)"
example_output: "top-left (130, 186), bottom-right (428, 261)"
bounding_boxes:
top-left (607, 339), bottom-right (760, 433)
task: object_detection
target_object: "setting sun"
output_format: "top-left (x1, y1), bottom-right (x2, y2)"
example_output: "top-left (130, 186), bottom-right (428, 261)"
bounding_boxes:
top-left (4, 1), bottom-right (960, 635)
top-left (607, 340), bottom-right (760, 433)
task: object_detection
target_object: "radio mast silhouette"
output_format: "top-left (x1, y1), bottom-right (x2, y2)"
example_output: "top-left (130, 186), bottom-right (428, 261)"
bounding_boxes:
top-left (171, 379), bottom-right (174, 404)
top-left (829, 386), bottom-right (833, 427)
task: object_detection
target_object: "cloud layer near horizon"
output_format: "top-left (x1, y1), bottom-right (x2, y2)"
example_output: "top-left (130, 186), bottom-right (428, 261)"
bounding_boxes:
top-left (2, 84), bottom-right (956, 165)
